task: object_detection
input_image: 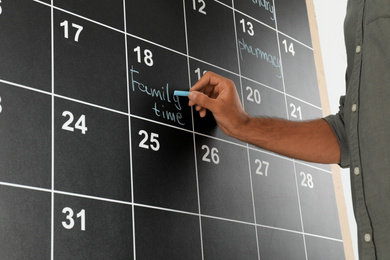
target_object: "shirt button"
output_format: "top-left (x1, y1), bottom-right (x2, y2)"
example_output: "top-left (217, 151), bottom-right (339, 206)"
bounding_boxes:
top-left (352, 104), bottom-right (357, 112)
top-left (354, 167), bottom-right (360, 175)
top-left (356, 45), bottom-right (362, 53)
top-left (364, 233), bottom-right (372, 242)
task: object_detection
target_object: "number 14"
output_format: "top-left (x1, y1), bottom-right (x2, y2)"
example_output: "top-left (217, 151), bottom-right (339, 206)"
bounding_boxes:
top-left (282, 40), bottom-right (295, 56)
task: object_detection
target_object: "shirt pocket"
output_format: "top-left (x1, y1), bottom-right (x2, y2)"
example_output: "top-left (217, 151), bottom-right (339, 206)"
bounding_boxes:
top-left (366, 0), bottom-right (390, 24)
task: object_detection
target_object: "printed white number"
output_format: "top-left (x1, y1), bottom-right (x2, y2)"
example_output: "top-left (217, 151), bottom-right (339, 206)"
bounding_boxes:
top-left (300, 172), bottom-right (314, 189)
top-left (202, 145), bottom-right (220, 164)
top-left (0, 0), bottom-right (3, 15)
top-left (255, 159), bottom-right (269, 176)
top-left (240, 19), bottom-right (254, 36)
top-left (290, 103), bottom-right (302, 120)
top-left (60, 20), bottom-right (84, 42)
top-left (195, 68), bottom-right (207, 81)
top-left (62, 111), bottom-right (88, 134)
top-left (138, 130), bottom-right (160, 151)
top-left (0, 96), bottom-right (2, 114)
top-left (134, 46), bottom-right (154, 67)
top-left (282, 40), bottom-right (295, 56)
top-left (246, 86), bottom-right (261, 104)
top-left (193, 0), bottom-right (207, 15)
top-left (62, 207), bottom-right (86, 231)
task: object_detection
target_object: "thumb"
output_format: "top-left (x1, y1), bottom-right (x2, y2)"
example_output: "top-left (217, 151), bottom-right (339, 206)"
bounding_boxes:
top-left (188, 91), bottom-right (216, 111)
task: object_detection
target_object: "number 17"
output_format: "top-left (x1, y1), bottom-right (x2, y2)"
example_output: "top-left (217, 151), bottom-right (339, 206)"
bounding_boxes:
top-left (60, 20), bottom-right (84, 42)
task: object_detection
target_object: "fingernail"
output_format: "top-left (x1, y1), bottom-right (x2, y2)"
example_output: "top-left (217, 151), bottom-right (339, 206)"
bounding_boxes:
top-left (188, 92), bottom-right (197, 100)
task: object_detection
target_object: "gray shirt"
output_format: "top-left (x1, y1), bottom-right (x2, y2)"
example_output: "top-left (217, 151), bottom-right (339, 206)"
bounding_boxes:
top-left (324, 0), bottom-right (390, 259)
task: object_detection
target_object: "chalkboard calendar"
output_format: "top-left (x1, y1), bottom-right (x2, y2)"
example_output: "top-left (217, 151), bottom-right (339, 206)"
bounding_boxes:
top-left (0, 0), bottom-right (352, 259)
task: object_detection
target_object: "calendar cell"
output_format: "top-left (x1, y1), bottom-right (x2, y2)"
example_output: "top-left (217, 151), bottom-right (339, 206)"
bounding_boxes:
top-left (257, 226), bottom-right (306, 259)
top-left (275, 0), bottom-right (312, 47)
top-left (54, 193), bottom-right (133, 259)
top-left (131, 117), bottom-right (198, 213)
top-left (249, 149), bottom-right (302, 231)
top-left (281, 35), bottom-right (321, 107)
top-left (0, 0), bottom-right (51, 91)
top-left (0, 186), bottom-right (51, 259)
top-left (234, 0), bottom-right (276, 27)
top-left (127, 37), bottom-right (192, 130)
top-left (235, 12), bottom-right (283, 91)
top-left (242, 78), bottom-right (287, 119)
top-left (189, 59), bottom-right (244, 144)
top-left (0, 83), bottom-right (51, 188)
top-left (54, 0), bottom-right (125, 31)
top-left (135, 206), bottom-right (202, 259)
top-left (54, 97), bottom-right (131, 201)
top-left (185, 0), bottom-right (239, 73)
top-left (296, 163), bottom-right (342, 239)
top-left (306, 235), bottom-right (345, 259)
top-left (54, 10), bottom-right (128, 112)
top-left (202, 217), bottom-right (258, 259)
top-left (126, 0), bottom-right (187, 53)
top-left (196, 135), bottom-right (254, 222)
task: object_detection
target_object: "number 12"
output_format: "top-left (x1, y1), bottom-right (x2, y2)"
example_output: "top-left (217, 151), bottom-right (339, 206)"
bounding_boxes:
top-left (193, 0), bottom-right (207, 15)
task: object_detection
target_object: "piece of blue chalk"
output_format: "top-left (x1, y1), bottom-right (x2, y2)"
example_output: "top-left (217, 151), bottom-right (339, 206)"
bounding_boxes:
top-left (174, 90), bottom-right (190, 97)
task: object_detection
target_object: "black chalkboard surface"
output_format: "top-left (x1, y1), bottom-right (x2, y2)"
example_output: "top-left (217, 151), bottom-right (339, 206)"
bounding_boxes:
top-left (0, 0), bottom-right (347, 259)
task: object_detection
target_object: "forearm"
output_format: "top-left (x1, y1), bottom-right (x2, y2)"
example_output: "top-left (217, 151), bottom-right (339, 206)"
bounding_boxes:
top-left (231, 117), bottom-right (341, 164)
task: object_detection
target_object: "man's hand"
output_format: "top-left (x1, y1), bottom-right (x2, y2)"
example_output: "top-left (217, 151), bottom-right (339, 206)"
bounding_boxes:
top-left (188, 71), bottom-right (250, 137)
top-left (188, 71), bottom-right (341, 164)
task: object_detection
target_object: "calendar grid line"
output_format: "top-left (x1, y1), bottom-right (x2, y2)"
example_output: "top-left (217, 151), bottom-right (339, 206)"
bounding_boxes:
top-left (122, 0), bottom-right (137, 259)
top-left (183, 0), bottom-right (205, 258)
top-left (231, 0), bottom-right (261, 258)
top-left (273, 1), bottom-right (309, 259)
top-left (50, 0), bottom-right (55, 259)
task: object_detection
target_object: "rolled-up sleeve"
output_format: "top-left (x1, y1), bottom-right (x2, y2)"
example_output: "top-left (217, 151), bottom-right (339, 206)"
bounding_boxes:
top-left (323, 95), bottom-right (350, 168)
